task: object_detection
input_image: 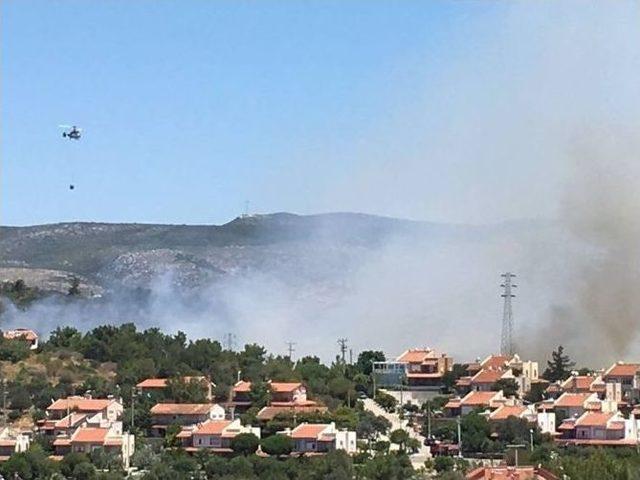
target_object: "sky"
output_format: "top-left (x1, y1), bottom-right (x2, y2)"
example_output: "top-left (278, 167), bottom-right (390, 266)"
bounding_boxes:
top-left (2, 1), bottom-right (640, 226)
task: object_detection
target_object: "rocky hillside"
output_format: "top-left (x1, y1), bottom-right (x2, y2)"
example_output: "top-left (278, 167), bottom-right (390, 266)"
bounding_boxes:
top-left (0, 212), bottom-right (544, 296)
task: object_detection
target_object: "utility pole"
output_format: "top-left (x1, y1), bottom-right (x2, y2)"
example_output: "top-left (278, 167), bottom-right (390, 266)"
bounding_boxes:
top-left (2, 380), bottom-right (7, 427)
top-left (427, 401), bottom-right (432, 439)
top-left (507, 444), bottom-right (526, 467)
top-left (130, 386), bottom-right (136, 431)
top-left (349, 349), bottom-right (353, 365)
top-left (337, 338), bottom-right (348, 363)
top-left (457, 416), bottom-right (462, 457)
top-left (500, 272), bottom-right (517, 356)
top-left (286, 341), bottom-right (296, 360)
top-left (529, 428), bottom-right (534, 452)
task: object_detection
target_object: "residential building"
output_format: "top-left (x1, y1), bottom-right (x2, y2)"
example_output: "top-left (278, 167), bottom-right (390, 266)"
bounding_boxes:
top-left (457, 354), bottom-right (538, 396)
top-left (53, 427), bottom-right (135, 468)
top-left (3, 328), bottom-right (38, 350)
top-left (229, 380), bottom-right (325, 419)
top-left (136, 376), bottom-right (215, 400)
top-left (0, 427), bottom-right (30, 461)
top-left (177, 419), bottom-right (260, 453)
top-left (445, 390), bottom-right (505, 416)
top-left (561, 374), bottom-right (606, 396)
top-left (41, 396), bottom-right (124, 436)
top-left (557, 411), bottom-right (630, 445)
top-left (488, 405), bottom-right (556, 434)
top-left (553, 392), bottom-right (600, 421)
top-left (150, 403), bottom-right (225, 436)
top-left (373, 348), bottom-right (453, 390)
top-left (603, 362), bottom-right (640, 403)
top-left (278, 422), bottom-right (357, 454)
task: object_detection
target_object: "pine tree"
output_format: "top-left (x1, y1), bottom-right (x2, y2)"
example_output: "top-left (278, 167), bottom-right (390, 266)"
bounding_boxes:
top-left (543, 345), bottom-right (575, 382)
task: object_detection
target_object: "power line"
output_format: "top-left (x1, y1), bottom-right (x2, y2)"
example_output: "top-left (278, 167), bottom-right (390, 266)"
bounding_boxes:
top-left (500, 272), bottom-right (517, 356)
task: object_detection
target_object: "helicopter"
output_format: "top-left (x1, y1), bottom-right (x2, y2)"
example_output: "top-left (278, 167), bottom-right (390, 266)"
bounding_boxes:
top-left (59, 124), bottom-right (82, 140)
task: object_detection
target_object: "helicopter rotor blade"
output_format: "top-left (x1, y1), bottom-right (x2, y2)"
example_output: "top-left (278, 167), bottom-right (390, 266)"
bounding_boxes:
top-left (58, 124), bottom-right (72, 129)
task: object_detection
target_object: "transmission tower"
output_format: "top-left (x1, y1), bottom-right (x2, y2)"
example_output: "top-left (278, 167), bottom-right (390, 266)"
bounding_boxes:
top-left (224, 333), bottom-right (237, 351)
top-left (500, 272), bottom-right (517, 356)
top-left (337, 338), bottom-right (348, 363)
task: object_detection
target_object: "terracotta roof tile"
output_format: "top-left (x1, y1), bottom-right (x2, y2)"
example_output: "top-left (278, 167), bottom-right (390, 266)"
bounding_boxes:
top-left (194, 420), bottom-right (232, 435)
top-left (72, 428), bottom-right (108, 443)
top-left (461, 391), bottom-right (500, 407)
top-left (480, 355), bottom-right (511, 370)
top-left (233, 381), bottom-right (252, 393)
top-left (489, 405), bottom-right (528, 421)
top-left (472, 369), bottom-right (505, 384)
top-left (605, 362), bottom-right (640, 378)
top-left (554, 393), bottom-right (593, 408)
top-left (48, 397), bottom-right (115, 412)
top-left (150, 403), bottom-right (215, 415)
top-left (396, 349), bottom-right (433, 363)
top-left (269, 382), bottom-right (302, 393)
top-left (290, 423), bottom-right (329, 439)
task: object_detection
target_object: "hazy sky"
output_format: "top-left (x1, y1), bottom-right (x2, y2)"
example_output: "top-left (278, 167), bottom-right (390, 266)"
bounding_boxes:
top-left (2, 1), bottom-right (639, 226)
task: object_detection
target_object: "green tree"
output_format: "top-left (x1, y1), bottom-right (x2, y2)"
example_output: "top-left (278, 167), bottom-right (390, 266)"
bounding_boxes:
top-left (389, 429), bottom-right (410, 452)
top-left (231, 432), bottom-right (260, 455)
top-left (491, 378), bottom-right (520, 398)
top-left (543, 345), bottom-right (575, 382)
top-left (260, 435), bottom-right (294, 456)
top-left (374, 391), bottom-right (397, 413)
top-left (356, 351), bottom-right (385, 375)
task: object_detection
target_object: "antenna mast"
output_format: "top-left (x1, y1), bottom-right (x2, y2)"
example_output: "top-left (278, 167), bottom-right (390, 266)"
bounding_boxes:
top-left (500, 272), bottom-right (517, 356)
top-left (337, 338), bottom-right (348, 363)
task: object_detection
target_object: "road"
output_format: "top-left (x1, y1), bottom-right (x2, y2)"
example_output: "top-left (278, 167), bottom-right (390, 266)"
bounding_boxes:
top-left (363, 398), bottom-right (431, 469)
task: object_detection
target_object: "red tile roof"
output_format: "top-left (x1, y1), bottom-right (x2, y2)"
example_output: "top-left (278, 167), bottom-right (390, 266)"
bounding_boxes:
top-left (480, 355), bottom-right (511, 370)
top-left (150, 403), bottom-right (214, 415)
top-left (471, 369), bottom-right (505, 384)
top-left (269, 382), bottom-right (302, 393)
top-left (561, 376), bottom-right (597, 391)
top-left (290, 423), bottom-right (328, 439)
top-left (54, 413), bottom-right (87, 428)
top-left (604, 362), bottom-right (640, 378)
top-left (397, 349), bottom-right (433, 363)
top-left (554, 393), bottom-right (593, 408)
top-left (72, 428), bottom-right (108, 443)
top-left (48, 397), bottom-right (115, 412)
top-left (575, 412), bottom-right (621, 428)
top-left (194, 420), bottom-right (232, 435)
top-left (461, 391), bottom-right (500, 407)
top-left (137, 378), bottom-right (169, 388)
top-left (489, 405), bottom-right (528, 421)
top-left (233, 380), bottom-right (252, 393)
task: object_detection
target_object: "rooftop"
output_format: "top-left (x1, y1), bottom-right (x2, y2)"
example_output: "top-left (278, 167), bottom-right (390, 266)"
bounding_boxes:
top-left (48, 397), bottom-right (115, 412)
top-left (150, 403), bottom-right (215, 415)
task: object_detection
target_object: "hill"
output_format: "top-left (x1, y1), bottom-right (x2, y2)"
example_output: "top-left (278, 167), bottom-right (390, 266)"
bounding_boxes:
top-left (0, 212), bottom-right (489, 293)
